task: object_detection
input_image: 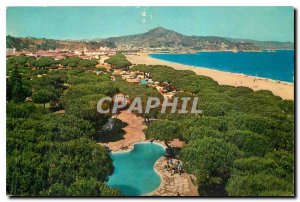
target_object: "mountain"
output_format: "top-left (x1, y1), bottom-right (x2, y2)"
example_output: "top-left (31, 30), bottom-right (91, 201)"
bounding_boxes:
top-left (7, 27), bottom-right (294, 52)
top-left (104, 27), bottom-right (187, 47)
top-left (102, 27), bottom-right (293, 51)
top-left (103, 27), bottom-right (245, 50)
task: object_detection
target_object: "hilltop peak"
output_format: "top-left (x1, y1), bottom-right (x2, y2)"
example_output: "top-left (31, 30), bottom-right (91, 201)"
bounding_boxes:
top-left (148, 27), bottom-right (174, 34)
top-left (150, 26), bottom-right (167, 31)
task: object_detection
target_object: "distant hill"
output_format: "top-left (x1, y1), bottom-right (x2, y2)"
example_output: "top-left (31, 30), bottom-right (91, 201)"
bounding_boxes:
top-left (6, 35), bottom-right (117, 51)
top-left (105, 27), bottom-right (294, 51)
top-left (102, 27), bottom-right (293, 51)
top-left (103, 27), bottom-right (251, 50)
top-left (7, 27), bottom-right (294, 52)
top-left (224, 37), bottom-right (294, 50)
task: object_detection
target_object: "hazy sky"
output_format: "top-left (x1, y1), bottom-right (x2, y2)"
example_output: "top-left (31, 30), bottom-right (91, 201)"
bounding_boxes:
top-left (6, 7), bottom-right (294, 42)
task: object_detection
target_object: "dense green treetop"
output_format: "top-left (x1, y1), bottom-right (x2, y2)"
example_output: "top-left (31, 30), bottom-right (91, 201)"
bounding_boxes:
top-left (32, 57), bottom-right (57, 69)
top-left (145, 120), bottom-right (181, 147)
top-left (6, 58), bottom-right (294, 197)
top-left (131, 64), bottom-right (195, 83)
top-left (140, 65), bottom-right (294, 196)
top-left (180, 137), bottom-right (240, 196)
top-left (7, 103), bottom-right (121, 196)
top-left (6, 59), bottom-right (124, 196)
top-left (104, 53), bottom-right (131, 69)
top-left (226, 151), bottom-right (294, 196)
top-left (60, 57), bottom-right (81, 68)
top-left (7, 66), bottom-right (31, 102)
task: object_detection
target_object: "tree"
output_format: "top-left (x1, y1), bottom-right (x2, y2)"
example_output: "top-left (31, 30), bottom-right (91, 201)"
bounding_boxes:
top-left (33, 57), bottom-right (56, 69)
top-left (6, 102), bottom-right (46, 119)
top-left (45, 178), bottom-right (122, 196)
top-left (14, 55), bottom-right (29, 67)
top-left (7, 66), bottom-right (30, 102)
top-left (233, 114), bottom-right (293, 151)
top-left (6, 55), bottom-right (34, 70)
top-left (145, 120), bottom-right (181, 148)
top-left (105, 53), bottom-right (132, 69)
top-left (63, 94), bottom-right (109, 127)
top-left (26, 56), bottom-right (36, 67)
top-left (180, 137), bottom-right (240, 196)
top-left (131, 64), bottom-right (195, 84)
top-left (182, 126), bottom-right (222, 142)
top-left (7, 104), bottom-right (121, 196)
top-left (226, 151), bottom-right (294, 196)
top-left (31, 75), bottom-right (66, 93)
top-left (61, 73), bottom-right (120, 130)
top-left (78, 59), bottom-right (98, 68)
top-left (32, 89), bottom-right (57, 108)
top-left (226, 173), bottom-right (293, 196)
top-left (224, 130), bottom-right (271, 157)
top-left (68, 178), bottom-right (122, 196)
top-left (60, 57), bottom-right (81, 68)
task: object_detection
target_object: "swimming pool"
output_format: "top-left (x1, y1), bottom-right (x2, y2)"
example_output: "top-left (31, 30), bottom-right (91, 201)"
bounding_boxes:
top-left (107, 142), bottom-right (166, 196)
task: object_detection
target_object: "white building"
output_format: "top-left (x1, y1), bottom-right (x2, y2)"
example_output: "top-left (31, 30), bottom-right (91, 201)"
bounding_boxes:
top-left (6, 48), bottom-right (16, 56)
top-left (74, 49), bottom-right (83, 55)
top-left (83, 47), bottom-right (102, 59)
top-left (74, 47), bottom-right (115, 59)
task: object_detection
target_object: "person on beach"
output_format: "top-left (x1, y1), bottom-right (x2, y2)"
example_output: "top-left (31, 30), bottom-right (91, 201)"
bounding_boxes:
top-left (169, 158), bottom-right (173, 166)
top-left (177, 161), bottom-right (183, 175)
top-left (169, 158), bottom-right (181, 175)
top-left (171, 160), bottom-right (179, 176)
top-left (171, 165), bottom-right (176, 176)
top-left (164, 159), bottom-right (170, 171)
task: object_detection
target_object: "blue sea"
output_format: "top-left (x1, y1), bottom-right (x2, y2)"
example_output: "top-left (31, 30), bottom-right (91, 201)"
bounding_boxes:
top-left (150, 50), bottom-right (294, 83)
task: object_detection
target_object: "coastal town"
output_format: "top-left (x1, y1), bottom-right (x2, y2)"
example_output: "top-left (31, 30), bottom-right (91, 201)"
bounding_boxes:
top-left (6, 46), bottom-right (117, 60)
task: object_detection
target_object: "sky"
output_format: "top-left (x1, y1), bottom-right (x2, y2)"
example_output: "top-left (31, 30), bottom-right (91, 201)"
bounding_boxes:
top-left (6, 7), bottom-right (294, 42)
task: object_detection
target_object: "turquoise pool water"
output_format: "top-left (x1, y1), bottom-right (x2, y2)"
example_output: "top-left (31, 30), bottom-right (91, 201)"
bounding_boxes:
top-left (107, 142), bottom-right (165, 196)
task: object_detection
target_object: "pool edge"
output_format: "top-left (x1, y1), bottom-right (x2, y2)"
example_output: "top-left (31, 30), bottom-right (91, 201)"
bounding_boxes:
top-left (143, 155), bottom-right (165, 196)
top-left (109, 141), bottom-right (167, 196)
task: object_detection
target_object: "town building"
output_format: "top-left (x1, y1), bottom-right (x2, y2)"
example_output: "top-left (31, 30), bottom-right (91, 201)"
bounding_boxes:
top-left (6, 48), bottom-right (16, 56)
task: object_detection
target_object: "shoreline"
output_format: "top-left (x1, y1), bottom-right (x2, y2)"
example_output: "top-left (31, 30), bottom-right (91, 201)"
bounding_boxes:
top-left (149, 54), bottom-right (294, 85)
top-left (109, 141), bottom-right (167, 154)
top-left (126, 53), bottom-right (294, 100)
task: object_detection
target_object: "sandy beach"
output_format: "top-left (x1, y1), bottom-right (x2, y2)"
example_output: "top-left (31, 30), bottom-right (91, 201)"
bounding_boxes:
top-left (126, 53), bottom-right (294, 100)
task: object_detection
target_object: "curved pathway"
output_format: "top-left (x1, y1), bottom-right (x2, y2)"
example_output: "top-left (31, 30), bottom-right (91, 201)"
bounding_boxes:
top-left (98, 110), bottom-right (146, 152)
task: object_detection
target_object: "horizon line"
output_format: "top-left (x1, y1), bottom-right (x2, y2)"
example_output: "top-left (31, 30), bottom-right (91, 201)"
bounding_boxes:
top-left (6, 26), bottom-right (295, 43)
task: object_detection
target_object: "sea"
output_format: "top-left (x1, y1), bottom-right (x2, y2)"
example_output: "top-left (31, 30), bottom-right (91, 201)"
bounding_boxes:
top-left (149, 50), bottom-right (294, 83)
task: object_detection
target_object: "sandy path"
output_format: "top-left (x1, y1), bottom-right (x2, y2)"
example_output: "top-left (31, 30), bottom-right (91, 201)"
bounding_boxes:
top-left (99, 55), bottom-right (109, 65)
top-left (99, 110), bottom-right (146, 152)
top-left (126, 53), bottom-right (294, 100)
